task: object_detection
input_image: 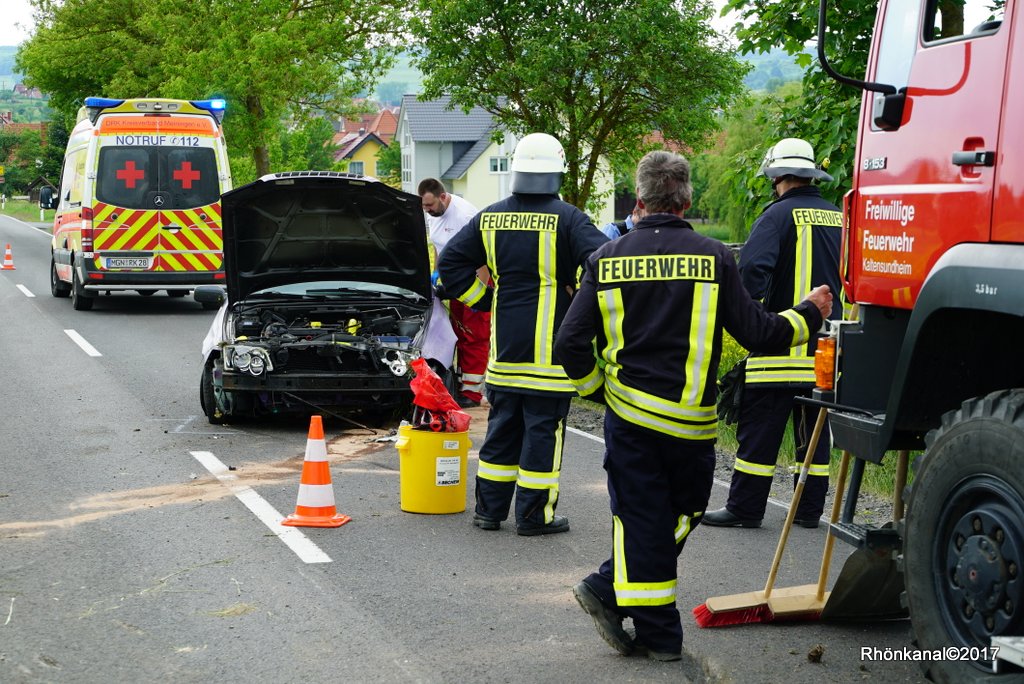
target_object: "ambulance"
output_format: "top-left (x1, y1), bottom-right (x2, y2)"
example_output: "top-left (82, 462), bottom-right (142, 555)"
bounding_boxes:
top-left (43, 97), bottom-right (232, 311)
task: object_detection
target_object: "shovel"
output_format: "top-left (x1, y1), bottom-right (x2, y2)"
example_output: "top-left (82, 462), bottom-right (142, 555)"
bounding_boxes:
top-left (819, 449), bottom-right (910, 621)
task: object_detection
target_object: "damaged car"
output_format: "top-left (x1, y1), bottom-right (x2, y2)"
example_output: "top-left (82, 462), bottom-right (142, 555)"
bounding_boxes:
top-left (196, 171), bottom-right (449, 424)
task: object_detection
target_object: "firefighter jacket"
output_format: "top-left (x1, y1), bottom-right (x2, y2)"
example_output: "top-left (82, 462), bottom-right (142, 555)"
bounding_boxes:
top-left (739, 185), bottom-right (842, 387)
top-left (438, 192), bottom-right (609, 395)
top-left (554, 213), bottom-right (823, 441)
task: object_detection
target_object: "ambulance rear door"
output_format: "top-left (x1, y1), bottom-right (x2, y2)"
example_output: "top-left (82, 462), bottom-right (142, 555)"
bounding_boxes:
top-left (91, 114), bottom-right (225, 276)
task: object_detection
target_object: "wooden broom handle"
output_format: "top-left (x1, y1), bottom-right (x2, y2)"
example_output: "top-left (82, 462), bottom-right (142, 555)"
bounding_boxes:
top-left (764, 406), bottom-right (828, 599)
top-left (816, 450), bottom-right (851, 601)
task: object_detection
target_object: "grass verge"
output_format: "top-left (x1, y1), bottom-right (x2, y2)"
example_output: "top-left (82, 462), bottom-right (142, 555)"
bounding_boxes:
top-left (0, 199), bottom-right (55, 226)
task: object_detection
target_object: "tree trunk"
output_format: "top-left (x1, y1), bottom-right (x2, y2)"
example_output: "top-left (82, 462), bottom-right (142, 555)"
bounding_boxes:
top-left (245, 94), bottom-right (271, 177)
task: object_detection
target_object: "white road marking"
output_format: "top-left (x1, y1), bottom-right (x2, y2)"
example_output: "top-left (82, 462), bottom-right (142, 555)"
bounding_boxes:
top-left (16, 284), bottom-right (34, 297)
top-left (566, 425), bottom-right (799, 515)
top-left (64, 329), bottom-right (102, 357)
top-left (189, 450), bottom-right (332, 564)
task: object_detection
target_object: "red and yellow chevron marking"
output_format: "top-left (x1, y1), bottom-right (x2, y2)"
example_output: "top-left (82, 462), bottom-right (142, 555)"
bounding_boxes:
top-left (92, 201), bottom-right (223, 272)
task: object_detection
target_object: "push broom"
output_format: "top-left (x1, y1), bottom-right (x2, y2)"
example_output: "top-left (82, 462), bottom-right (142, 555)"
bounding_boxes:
top-left (693, 405), bottom-right (844, 627)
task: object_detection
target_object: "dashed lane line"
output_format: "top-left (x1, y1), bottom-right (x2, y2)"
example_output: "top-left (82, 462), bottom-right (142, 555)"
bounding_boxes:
top-left (64, 329), bottom-right (102, 357)
top-left (189, 450), bottom-right (332, 564)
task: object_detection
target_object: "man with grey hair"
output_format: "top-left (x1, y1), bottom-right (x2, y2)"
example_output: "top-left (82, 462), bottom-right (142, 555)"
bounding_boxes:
top-left (555, 150), bottom-right (833, 661)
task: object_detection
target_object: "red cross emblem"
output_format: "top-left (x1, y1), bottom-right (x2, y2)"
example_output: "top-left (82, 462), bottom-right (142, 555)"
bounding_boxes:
top-left (173, 161), bottom-right (201, 189)
top-left (116, 160), bottom-right (145, 188)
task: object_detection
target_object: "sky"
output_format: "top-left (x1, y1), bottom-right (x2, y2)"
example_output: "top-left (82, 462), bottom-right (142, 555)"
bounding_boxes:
top-left (1, 0), bottom-right (35, 46)
top-left (1, 0), bottom-right (735, 47)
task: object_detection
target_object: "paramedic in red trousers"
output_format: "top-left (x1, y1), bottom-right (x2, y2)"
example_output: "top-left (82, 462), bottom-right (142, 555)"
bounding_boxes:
top-left (418, 178), bottom-right (490, 408)
top-left (554, 150), bottom-right (832, 660)
top-left (437, 132), bottom-right (608, 536)
top-left (703, 138), bottom-right (843, 530)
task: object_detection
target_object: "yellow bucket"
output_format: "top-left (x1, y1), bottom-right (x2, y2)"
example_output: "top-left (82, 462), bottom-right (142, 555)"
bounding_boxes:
top-left (395, 424), bottom-right (469, 514)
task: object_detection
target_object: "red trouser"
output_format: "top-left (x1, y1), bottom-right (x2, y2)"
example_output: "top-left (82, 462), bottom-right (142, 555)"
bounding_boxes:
top-left (449, 299), bottom-right (490, 402)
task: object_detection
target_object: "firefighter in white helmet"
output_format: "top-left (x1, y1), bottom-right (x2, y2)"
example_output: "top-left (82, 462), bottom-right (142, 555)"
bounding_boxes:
top-left (437, 132), bottom-right (608, 535)
top-left (704, 137), bottom-right (844, 530)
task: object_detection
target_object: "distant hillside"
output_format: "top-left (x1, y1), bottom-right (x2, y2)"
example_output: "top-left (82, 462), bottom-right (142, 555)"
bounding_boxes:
top-left (740, 47), bottom-right (806, 91)
top-left (0, 45), bottom-right (23, 87)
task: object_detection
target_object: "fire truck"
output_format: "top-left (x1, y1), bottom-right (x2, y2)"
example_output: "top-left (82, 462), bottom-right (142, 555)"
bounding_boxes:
top-left (815, 0), bottom-right (1024, 680)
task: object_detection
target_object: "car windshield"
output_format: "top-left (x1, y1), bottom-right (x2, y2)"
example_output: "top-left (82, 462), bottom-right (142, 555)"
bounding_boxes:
top-left (250, 280), bottom-right (421, 299)
top-left (96, 145), bottom-right (220, 210)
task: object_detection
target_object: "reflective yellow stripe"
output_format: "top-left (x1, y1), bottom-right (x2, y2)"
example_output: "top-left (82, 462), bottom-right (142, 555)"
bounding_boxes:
top-left (734, 457), bottom-right (775, 477)
top-left (477, 460), bottom-right (518, 482)
top-left (606, 376), bottom-right (717, 423)
top-left (457, 277), bottom-right (488, 307)
top-left (684, 282), bottom-right (718, 405)
top-left (599, 288), bottom-right (625, 368)
top-left (606, 391), bottom-right (717, 440)
top-left (535, 230), bottom-right (557, 365)
top-left (780, 308), bottom-right (810, 346)
top-left (675, 512), bottom-right (699, 544)
top-left (790, 463), bottom-right (830, 477)
top-left (746, 357), bottom-right (815, 370)
top-left (613, 514), bottom-right (676, 606)
top-left (485, 367), bottom-right (575, 392)
top-left (570, 364), bottom-right (604, 396)
top-left (489, 361), bottom-right (568, 377)
top-left (518, 468), bottom-right (559, 489)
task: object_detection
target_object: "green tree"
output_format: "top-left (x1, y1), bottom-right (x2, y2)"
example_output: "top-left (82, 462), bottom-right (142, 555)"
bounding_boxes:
top-left (412, 0), bottom-right (747, 212)
top-left (723, 0), bottom-right (872, 206)
top-left (17, 0), bottom-right (403, 176)
top-left (279, 117), bottom-right (339, 172)
top-left (375, 141), bottom-right (401, 189)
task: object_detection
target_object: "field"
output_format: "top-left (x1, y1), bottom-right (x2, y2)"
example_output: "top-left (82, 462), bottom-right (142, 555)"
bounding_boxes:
top-left (0, 198), bottom-right (54, 225)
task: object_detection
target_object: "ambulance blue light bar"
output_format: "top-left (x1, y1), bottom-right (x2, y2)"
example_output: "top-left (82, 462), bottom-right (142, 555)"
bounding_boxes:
top-left (84, 97), bottom-right (125, 109)
top-left (191, 99), bottom-right (227, 123)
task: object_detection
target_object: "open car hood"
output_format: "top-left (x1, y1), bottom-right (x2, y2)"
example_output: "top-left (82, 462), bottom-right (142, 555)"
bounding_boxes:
top-left (221, 172), bottom-right (431, 304)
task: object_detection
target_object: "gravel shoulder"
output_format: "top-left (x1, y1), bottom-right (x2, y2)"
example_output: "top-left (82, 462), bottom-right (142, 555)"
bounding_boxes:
top-left (565, 400), bottom-right (897, 526)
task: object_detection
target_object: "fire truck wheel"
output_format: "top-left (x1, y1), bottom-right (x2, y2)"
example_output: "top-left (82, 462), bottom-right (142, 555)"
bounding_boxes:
top-left (50, 258), bottom-right (71, 298)
top-left (903, 389), bottom-right (1024, 683)
top-left (201, 362), bottom-right (227, 425)
top-left (71, 269), bottom-right (94, 311)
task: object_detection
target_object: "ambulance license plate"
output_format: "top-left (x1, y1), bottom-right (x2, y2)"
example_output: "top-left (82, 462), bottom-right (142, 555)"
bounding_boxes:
top-left (106, 257), bottom-right (150, 269)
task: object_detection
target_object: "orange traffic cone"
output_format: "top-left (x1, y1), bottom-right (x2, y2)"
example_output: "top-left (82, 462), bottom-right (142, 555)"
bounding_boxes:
top-left (0, 244), bottom-right (15, 270)
top-left (282, 415), bottom-right (351, 528)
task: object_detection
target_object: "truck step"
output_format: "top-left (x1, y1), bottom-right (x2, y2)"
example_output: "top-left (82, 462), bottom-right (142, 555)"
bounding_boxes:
top-left (830, 521), bottom-right (902, 551)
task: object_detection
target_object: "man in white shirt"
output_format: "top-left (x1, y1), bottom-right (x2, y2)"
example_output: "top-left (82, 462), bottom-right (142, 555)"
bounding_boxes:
top-left (418, 178), bottom-right (491, 408)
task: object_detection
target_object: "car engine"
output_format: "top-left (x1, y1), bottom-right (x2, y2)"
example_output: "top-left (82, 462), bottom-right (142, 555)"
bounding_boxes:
top-left (223, 303), bottom-right (425, 378)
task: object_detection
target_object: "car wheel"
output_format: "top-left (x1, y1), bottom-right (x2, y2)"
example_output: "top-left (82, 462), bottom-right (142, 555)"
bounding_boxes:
top-left (201, 362), bottom-right (227, 425)
top-left (71, 269), bottom-right (94, 311)
top-left (167, 290), bottom-right (187, 298)
top-left (902, 390), bottom-right (1024, 683)
top-left (50, 257), bottom-right (71, 298)
top-left (137, 290), bottom-right (156, 296)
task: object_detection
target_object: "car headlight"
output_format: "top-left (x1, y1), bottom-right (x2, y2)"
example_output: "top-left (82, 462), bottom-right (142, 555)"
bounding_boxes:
top-left (381, 349), bottom-right (414, 377)
top-left (225, 344), bottom-right (273, 376)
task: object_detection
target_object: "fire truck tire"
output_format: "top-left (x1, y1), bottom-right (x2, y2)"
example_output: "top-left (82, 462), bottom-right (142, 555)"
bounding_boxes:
top-left (50, 258), bottom-right (70, 298)
top-left (201, 362), bottom-right (227, 425)
top-left (903, 389), bottom-right (1024, 683)
top-left (71, 269), bottom-right (94, 311)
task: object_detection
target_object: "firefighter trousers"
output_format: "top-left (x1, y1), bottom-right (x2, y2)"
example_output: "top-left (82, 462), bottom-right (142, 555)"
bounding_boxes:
top-left (726, 385), bottom-right (831, 521)
top-left (449, 299), bottom-right (490, 403)
top-left (474, 388), bottom-right (571, 526)
top-left (583, 410), bottom-right (715, 654)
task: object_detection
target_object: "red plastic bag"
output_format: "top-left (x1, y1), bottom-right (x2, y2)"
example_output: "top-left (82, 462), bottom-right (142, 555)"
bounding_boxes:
top-left (410, 357), bottom-right (460, 412)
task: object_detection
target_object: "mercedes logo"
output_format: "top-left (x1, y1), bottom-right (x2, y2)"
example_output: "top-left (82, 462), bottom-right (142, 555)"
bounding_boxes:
top-left (153, 195), bottom-right (165, 207)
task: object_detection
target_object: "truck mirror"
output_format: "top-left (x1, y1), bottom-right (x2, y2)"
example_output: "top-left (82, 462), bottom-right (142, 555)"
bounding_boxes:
top-left (872, 91), bottom-right (907, 132)
top-left (39, 186), bottom-right (55, 209)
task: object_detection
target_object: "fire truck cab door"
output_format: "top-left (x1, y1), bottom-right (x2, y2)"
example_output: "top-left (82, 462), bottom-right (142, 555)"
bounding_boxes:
top-left (855, 0), bottom-right (1007, 308)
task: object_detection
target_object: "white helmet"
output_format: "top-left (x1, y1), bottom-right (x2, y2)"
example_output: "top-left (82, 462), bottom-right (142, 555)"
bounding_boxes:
top-left (510, 133), bottom-right (566, 194)
top-left (759, 137), bottom-right (833, 182)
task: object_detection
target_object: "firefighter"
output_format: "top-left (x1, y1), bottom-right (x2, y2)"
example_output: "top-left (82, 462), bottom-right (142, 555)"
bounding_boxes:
top-left (418, 178), bottom-right (490, 408)
top-left (555, 150), bottom-right (832, 659)
top-left (437, 132), bottom-right (609, 536)
top-left (704, 137), bottom-right (843, 530)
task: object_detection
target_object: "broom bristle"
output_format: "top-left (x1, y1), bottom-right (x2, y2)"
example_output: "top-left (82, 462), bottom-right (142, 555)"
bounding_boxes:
top-left (692, 602), bottom-right (773, 628)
